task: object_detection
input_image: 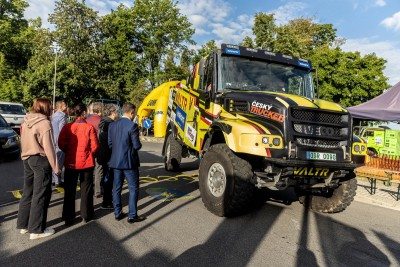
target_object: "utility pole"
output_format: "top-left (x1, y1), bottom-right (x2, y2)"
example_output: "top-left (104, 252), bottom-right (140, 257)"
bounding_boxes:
top-left (53, 47), bottom-right (58, 110)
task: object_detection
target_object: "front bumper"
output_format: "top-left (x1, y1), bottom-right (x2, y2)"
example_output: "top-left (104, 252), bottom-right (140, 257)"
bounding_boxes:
top-left (264, 157), bottom-right (361, 170)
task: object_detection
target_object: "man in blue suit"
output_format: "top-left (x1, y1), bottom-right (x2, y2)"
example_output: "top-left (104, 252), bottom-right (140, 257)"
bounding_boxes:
top-left (108, 103), bottom-right (146, 223)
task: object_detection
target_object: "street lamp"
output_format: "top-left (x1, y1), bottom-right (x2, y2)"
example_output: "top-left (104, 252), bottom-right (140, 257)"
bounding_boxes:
top-left (52, 45), bottom-right (58, 110)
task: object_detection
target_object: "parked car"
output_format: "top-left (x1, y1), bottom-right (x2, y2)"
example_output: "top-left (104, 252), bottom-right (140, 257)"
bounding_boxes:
top-left (0, 113), bottom-right (20, 160)
top-left (0, 102), bottom-right (27, 134)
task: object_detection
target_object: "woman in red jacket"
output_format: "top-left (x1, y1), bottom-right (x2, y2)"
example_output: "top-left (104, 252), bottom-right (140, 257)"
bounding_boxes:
top-left (58, 103), bottom-right (99, 225)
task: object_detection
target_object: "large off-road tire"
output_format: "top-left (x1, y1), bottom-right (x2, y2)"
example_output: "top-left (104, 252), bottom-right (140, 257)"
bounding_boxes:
top-left (299, 177), bottom-right (357, 213)
top-left (199, 144), bottom-right (254, 217)
top-left (164, 134), bottom-right (182, 171)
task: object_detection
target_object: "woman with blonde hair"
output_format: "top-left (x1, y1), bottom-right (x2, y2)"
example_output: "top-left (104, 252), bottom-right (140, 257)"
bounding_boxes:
top-left (17, 98), bottom-right (60, 240)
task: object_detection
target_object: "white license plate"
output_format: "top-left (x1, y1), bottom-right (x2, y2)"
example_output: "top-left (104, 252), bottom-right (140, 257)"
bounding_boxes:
top-left (306, 151), bottom-right (336, 161)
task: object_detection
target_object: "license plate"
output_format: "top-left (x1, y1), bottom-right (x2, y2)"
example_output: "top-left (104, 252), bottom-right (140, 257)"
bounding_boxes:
top-left (306, 151), bottom-right (336, 161)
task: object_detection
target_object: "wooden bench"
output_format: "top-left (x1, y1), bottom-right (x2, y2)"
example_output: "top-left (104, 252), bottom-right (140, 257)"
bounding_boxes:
top-left (356, 167), bottom-right (400, 201)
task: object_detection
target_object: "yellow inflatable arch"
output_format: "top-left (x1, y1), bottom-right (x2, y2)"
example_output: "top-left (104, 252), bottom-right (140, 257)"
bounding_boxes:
top-left (137, 81), bottom-right (180, 137)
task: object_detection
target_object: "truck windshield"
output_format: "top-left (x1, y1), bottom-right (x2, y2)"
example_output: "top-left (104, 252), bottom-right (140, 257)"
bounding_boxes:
top-left (218, 55), bottom-right (314, 98)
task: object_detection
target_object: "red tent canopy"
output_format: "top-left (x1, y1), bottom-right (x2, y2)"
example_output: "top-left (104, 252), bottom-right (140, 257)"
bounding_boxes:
top-left (347, 82), bottom-right (400, 121)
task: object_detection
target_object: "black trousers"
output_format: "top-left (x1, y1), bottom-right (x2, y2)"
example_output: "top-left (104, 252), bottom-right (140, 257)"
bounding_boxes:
top-left (17, 155), bottom-right (52, 233)
top-left (102, 164), bottom-right (114, 206)
top-left (62, 167), bottom-right (94, 222)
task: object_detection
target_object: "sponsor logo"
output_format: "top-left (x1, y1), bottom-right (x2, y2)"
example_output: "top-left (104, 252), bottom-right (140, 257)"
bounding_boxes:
top-left (225, 48), bottom-right (240, 55)
top-left (264, 51), bottom-right (276, 56)
top-left (294, 167), bottom-right (329, 177)
top-left (155, 110), bottom-right (163, 115)
top-left (298, 60), bottom-right (310, 68)
top-left (175, 91), bottom-right (188, 110)
top-left (250, 100), bottom-right (284, 123)
top-left (185, 124), bottom-right (197, 146)
top-left (246, 48), bottom-right (258, 53)
top-left (175, 106), bottom-right (186, 130)
top-left (296, 124), bottom-right (336, 136)
top-left (226, 44), bottom-right (239, 49)
top-left (283, 55), bottom-right (293, 59)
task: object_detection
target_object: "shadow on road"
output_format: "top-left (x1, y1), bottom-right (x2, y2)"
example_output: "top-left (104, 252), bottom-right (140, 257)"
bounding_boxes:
top-left (1, 147), bottom-right (398, 266)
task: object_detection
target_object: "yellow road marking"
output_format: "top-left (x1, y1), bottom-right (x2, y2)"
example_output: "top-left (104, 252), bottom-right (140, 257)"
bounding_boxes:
top-left (9, 175), bottom-right (198, 200)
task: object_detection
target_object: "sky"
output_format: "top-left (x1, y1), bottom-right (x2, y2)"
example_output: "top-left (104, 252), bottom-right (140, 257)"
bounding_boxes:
top-left (24, 0), bottom-right (400, 86)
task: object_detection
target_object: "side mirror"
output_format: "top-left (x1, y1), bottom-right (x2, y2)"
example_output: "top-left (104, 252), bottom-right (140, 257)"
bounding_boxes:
top-left (198, 58), bottom-right (205, 76)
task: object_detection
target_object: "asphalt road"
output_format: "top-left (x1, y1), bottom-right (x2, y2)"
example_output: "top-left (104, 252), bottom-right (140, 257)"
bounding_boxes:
top-left (0, 141), bottom-right (399, 266)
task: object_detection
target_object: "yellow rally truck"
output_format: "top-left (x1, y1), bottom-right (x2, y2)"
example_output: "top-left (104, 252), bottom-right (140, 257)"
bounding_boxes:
top-left (163, 44), bottom-right (365, 216)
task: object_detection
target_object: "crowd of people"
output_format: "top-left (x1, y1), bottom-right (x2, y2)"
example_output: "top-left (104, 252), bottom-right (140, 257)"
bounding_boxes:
top-left (16, 98), bottom-right (145, 240)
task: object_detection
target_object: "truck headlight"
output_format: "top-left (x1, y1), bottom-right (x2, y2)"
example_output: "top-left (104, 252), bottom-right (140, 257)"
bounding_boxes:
top-left (273, 138), bottom-right (280, 146)
top-left (354, 145), bottom-right (360, 152)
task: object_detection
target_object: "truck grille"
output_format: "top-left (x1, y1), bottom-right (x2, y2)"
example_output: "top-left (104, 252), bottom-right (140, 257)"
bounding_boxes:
top-left (292, 110), bottom-right (346, 124)
top-left (291, 109), bottom-right (349, 149)
top-left (0, 138), bottom-right (7, 145)
top-left (296, 138), bottom-right (341, 148)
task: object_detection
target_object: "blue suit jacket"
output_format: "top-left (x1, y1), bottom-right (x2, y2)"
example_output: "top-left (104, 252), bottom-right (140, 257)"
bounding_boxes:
top-left (108, 117), bottom-right (142, 169)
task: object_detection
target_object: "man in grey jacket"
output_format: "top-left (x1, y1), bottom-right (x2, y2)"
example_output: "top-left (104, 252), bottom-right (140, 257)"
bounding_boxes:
top-left (51, 100), bottom-right (68, 187)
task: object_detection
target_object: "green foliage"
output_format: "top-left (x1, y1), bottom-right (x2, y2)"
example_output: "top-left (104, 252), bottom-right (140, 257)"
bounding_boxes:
top-left (240, 36), bottom-right (255, 48)
top-left (0, 0), bottom-right (37, 103)
top-left (128, 78), bottom-right (150, 107)
top-left (253, 13), bottom-right (276, 51)
top-left (48, 0), bottom-right (103, 105)
top-left (310, 48), bottom-right (389, 107)
top-left (192, 40), bottom-right (218, 64)
top-left (130, 0), bottom-right (194, 88)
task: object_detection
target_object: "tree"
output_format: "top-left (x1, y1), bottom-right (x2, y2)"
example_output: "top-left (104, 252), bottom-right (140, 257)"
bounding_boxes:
top-left (310, 48), bottom-right (389, 107)
top-left (100, 4), bottom-right (143, 101)
top-left (253, 13), bottom-right (276, 51)
top-left (48, 0), bottom-right (103, 105)
top-left (241, 36), bottom-right (255, 48)
top-left (0, 0), bottom-right (37, 103)
top-left (131, 0), bottom-right (194, 88)
top-left (192, 40), bottom-right (218, 64)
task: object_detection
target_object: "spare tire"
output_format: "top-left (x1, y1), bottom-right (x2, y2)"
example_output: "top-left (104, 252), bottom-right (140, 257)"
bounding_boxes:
top-left (299, 177), bottom-right (357, 213)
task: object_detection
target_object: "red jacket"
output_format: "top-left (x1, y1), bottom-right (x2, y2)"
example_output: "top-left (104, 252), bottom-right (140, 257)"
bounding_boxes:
top-left (86, 114), bottom-right (101, 134)
top-left (58, 118), bottom-right (99, 169)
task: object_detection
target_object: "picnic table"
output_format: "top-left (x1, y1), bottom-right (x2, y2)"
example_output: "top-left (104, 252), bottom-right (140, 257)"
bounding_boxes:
top-left (355, 155), bottom-right (400, 201)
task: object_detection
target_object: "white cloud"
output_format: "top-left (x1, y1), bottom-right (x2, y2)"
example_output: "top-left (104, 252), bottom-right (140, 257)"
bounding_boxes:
top-left (268, 2), bottom-right (308, 26)
top-left (381, 11), bottom-right (400, 32)
top-left (24, 0), bottom-right (55, 29)
top-left (374, 0), bottom-right (386, 7)
top-left (342, 38), bottom-right (400, 85)
top-left (194, 28), bottom-right (210, 35)
top-left (177, 0), bottom-right (231, 23)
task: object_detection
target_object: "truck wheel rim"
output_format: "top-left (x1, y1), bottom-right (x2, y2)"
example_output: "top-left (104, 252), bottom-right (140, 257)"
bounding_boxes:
top-left (207, 163), bottom-right (226, 197)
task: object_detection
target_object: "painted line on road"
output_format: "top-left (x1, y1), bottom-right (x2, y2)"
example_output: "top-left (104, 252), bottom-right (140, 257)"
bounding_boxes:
top-left (8, 175), bottom-right (198, 200)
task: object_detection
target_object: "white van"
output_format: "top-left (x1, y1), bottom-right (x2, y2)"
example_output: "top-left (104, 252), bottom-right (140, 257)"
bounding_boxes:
top-left (0, 102), bottom-right (27, 134)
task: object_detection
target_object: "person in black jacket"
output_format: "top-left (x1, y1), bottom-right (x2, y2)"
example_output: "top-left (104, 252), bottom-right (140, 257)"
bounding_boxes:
top-left (97, 103), bottom-right (119, 209)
